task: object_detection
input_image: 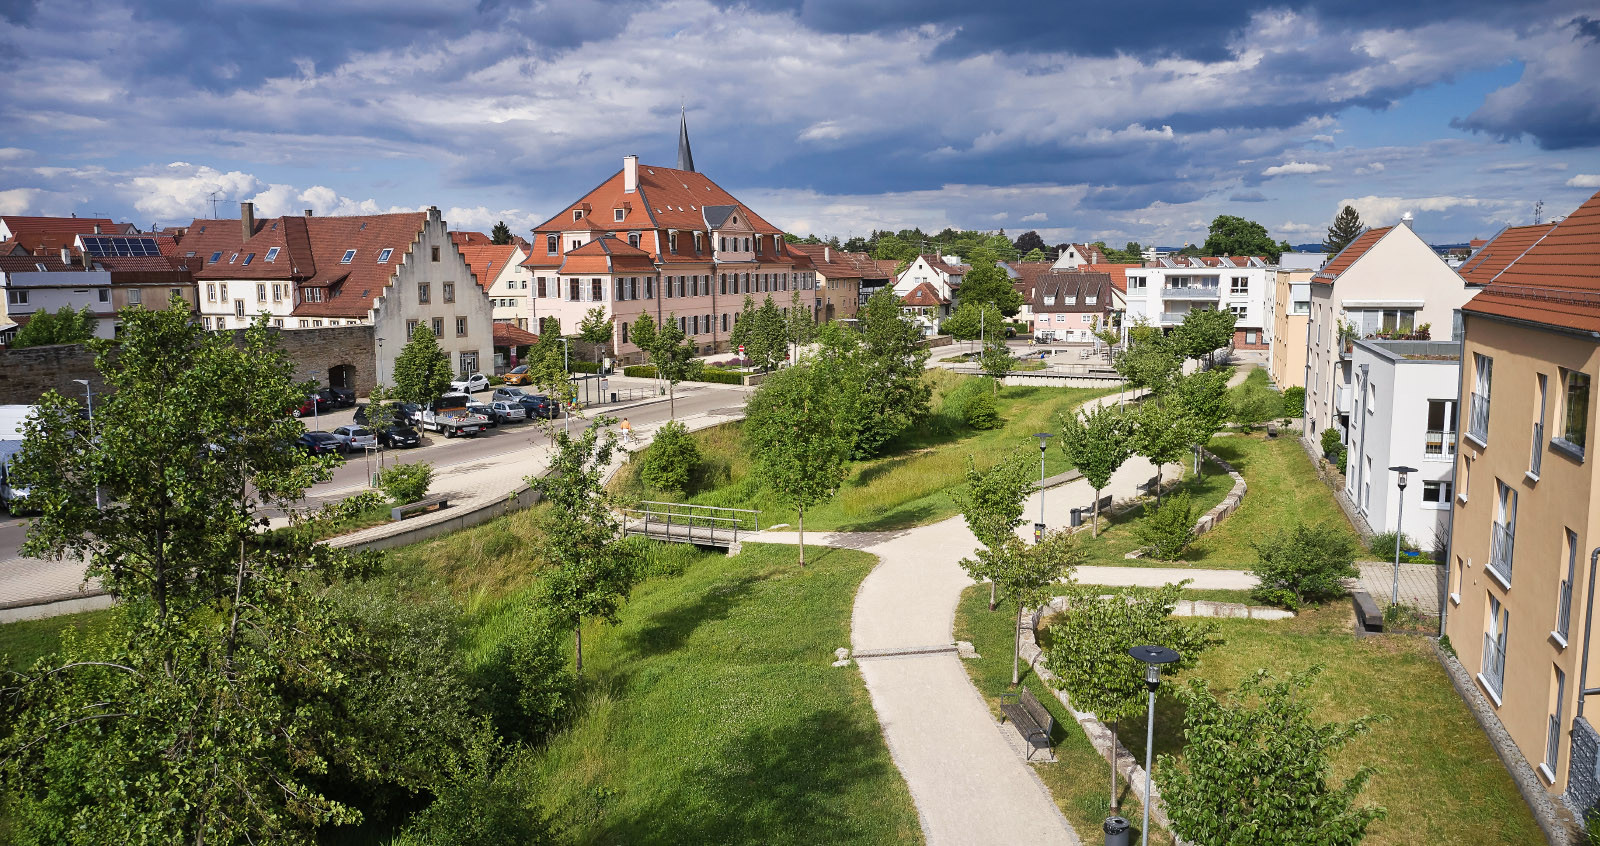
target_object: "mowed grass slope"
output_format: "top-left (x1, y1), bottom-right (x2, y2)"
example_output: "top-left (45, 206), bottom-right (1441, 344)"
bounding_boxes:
top-left (611, 373), bottom-right (1115, 532)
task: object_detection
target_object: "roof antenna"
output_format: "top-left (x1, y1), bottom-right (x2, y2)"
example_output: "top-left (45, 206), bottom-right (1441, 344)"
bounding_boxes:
top-left (209, 191), bottom-right (220, 219)
top-left (1534, 199), bottom-right (1544, 225)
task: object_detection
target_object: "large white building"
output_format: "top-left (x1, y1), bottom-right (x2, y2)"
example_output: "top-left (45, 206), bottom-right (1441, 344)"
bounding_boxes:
top-left (1343, 339), bottom-right (1462, 544)
top-left (1121, 255), bottom-right (1274, 349)
top-left (458, 243), bottom-right (533, 329)
top-left (894, 254), bottom-right (967, 302)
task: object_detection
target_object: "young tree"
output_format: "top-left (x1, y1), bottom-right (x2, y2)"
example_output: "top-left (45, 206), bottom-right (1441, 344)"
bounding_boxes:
top-left (1114, 324), bottom-right (1182, 398)
top-left (10, 304), bottom-right (97, 348)
top-left (648, 314), bottom-right (697, 419)
top-left (1130, 398), bottom-right (1190, 504)
top-left (977, 336), bottom-right (1015, 391)
top-left (531, 418), bottom-right (639, 674)
top-left (1322, 205), bottom-right (1366, 256)
top-left (1249, 523), bottom-right (1360, 609)
top-left (988, 529), bottom-right (1083, 685)
top-left (490, 221), bottom-right (512, 244)
top-left (787, 288), bottom-right (817, 361)
top-left (744, 362), bottom-right (853, 565)
top-left (952, 449), bottom-right (1035, 610)
top-left (1159, 668), bottom-right (1387, 845)
top-left (392, 324), bottom-right (453, 405)
top-left (1202, 214), bottom-right (1284, 262)
top-left (1058, 403), bottom-right (1132, 536)
top-left (524, 331), bottom-right (576, 427)
top-left (1170, 308), bottom-right (1237, 364)
top-left (1168, 369), bottom-right (1232, 475)
top-left (1045, 582), bottom-right (1221, 812)
top-left (849, 289), bottom-right (931, 456)
top-left (577, 306), bottom-right (613, 367)
top-left (957, 263), bottom-right (1025, 317)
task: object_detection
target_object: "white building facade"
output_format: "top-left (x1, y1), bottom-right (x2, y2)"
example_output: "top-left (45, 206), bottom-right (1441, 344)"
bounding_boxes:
top-left (894, 254), bottom-right (965, 302)
top-left (1121, 256), bottom-right (1274, 349)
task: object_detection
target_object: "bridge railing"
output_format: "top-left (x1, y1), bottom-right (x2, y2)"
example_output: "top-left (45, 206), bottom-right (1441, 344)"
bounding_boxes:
top-left (622, 501), bottom-right (760, 546)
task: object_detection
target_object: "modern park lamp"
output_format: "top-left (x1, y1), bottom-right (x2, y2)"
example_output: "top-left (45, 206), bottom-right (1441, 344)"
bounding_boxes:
top-left (1035, 433), bottom-right (1053, 535)
top-left (1388, 465), bottom-right (1417, 605)
top-left (1129, 645), bottom-right (1181, 846)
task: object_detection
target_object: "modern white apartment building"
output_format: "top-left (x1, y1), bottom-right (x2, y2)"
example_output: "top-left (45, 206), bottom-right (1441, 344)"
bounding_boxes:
top-left (1121, 255), bottom-right (1274, 349)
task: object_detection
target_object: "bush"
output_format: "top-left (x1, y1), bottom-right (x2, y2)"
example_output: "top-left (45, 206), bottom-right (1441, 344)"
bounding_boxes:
top-left (323, 489), bottom-right (388, 522)
top-left (638, 420), bottom-right (700, 492)
top-left (931, 376), bottom-right (987, 434)
top-left (1281, 386), bottom-right (1305, 419)
top-left (391, 728), bottom-right (548, 846)
top-left (378, 461), bottom-right (433, 505)
top-left (1249, 522), bottom-right (1359, 609)
top-left (1368, 530), bottom-right (1422, 560)
top-left (567, 360), bottom-right (602, 374)
top-left (621, 364), bottom-right (744, 385)
top-left (1319, 428), bottom-right (1347, 473)
top-left (963, 391), bottom-right (1000, 430)
top-left (1134, 492), bottom-right (1196, 560)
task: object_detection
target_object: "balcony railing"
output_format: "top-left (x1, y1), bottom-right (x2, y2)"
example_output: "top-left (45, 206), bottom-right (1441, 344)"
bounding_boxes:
top-left (1558, 576), bottom-right (1573, 640)
top-left (1531, 421), bottom-right (1544, 477)
top-left (1490, 521), bottom-right (1515, 584)
top-left (1468, 391), bottom-right (1491, 443)
top-left (1482, 632), bottom-right (1506, 697)
top-left (1425, 429), bottom-right (1457, 457)
top-left (1161, 285), bottom-right (1220, 300)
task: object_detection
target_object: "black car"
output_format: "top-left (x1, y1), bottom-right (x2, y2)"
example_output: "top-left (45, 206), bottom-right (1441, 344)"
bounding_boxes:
top-left (518, 394), bottom-right (558, 419)
top-left (378, 425), bottom-right (421, 448)
top-left (318, 387), bottom-right (357, 408)
top-left (355, 403), bottom-right (409, 428)
top-left (296, 431), bottom-right (343, 456)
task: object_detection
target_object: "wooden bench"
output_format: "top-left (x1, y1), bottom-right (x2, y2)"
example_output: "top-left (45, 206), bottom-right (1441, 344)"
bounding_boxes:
top-left (999, 688), bottom-right (1055, 760)
top-left (391, 494), bottom-right (450, 522)
top-left (1352, 590), bottom-right (1383, 632)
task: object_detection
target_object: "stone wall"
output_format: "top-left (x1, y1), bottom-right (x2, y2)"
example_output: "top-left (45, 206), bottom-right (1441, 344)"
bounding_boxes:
top-left (1566, 717), bottom-right (1600, 830)
top-left (0, 325), bottom-right (376, 405)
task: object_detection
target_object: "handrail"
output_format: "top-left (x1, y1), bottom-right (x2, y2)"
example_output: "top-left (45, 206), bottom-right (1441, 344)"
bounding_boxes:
top-left (635, 500), bottom-right (760, 515)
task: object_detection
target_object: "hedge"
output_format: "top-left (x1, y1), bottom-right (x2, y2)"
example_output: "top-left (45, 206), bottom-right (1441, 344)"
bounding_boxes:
top-left (622, 365), bottom-right (746, 385)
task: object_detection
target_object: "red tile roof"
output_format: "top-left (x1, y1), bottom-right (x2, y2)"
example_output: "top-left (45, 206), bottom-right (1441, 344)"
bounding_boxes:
top-left (457, 244), bottom-right (519, 292)
top-left (175, 218), bottom-right (257, 268)
top-left (493, 323), bottom-right (539, 347)
top-left (901, 280), bottom-right (948, 306)
top-left (1456, 223), bottom-right (1558, 286)
top-left (1312, 227), bottom-right (1392, 284)
top-left (919, 254), bottom-right (968, 277)
top-left (1463, 191), bottom-right (1600, 333)
top-left (1077, 262), bottom-right (1142, 294)
top-left (451, 231), bottom-right (493, 246)
top-left (1034, 271), bottom-right (1112, 313)
top-left (0, 255), bottom-right (88, 274)
top-left (531, 163), bottom-right (780, 239)
top-left (1067, 243), bottom-right (1108, 264)
top-left (788, 245), bottom-right (882, 279)
top-left (0, 216), bottom-right (125, 238)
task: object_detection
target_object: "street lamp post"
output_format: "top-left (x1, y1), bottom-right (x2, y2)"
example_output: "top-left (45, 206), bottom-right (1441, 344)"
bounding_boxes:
top-left (1129, 645), bottom-right (1181, 846)
top-left (72, 379), bottom-right (101, 511)
top-left (1388, 465), bottom-right (1417, 606)
top-left (1035, 432), bottom-right (1053, 540)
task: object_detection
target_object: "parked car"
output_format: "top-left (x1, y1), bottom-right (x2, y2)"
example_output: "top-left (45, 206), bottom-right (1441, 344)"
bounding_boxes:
top-left (354, 403), bottom-right (408, 428)
top-left (398, 403), bottom-right (424, 425)
top-left (295, 431), bottom-right (343, 456)
top-left (291, 394), bottom-right (330, 418)
top-left (328, 425), bottom-right (377, 453)
top-left (318, 387), bottom-right (357, 408)
top-left (486, 401), bottom-right (527, 425)
top-left (518, 393), bottom-right (558, 419)
top-left (378, 425), bottom-right (421, 449)
top-left (467, 401), bottom-right (498, 428)
top-left (420, 393), bottom-right (489, 437)
top-left (501, 365), bottom-right (531, 386)
top-left (450, 373), bottom-right (492, 393)
top-left (1, 445), bottom-right (31, 515)
top-left (491, 387), bottom-right (526, 403)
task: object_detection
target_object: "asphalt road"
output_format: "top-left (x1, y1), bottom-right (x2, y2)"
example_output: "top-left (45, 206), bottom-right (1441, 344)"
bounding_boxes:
top-left (0, 383), bottom-right (748, 562)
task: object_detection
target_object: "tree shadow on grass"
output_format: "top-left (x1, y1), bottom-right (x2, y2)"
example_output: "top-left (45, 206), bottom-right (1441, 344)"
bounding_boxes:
top-left (600, 707), bottom-right (907, 845)
top-left (836, 502), bottom-right (943, 533)
top-left (622, 575), bottom-right (761, 658)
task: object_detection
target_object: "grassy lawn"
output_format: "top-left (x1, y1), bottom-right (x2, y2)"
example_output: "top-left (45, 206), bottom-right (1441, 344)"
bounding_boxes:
top-left (1075, 433), bottom-right (1360, 570)
top-left (610, 373), bottom-right (1115, 532)
top-left (1023, 596), bottom-right (1543, 846)
top-left (0, 612), bottom-right (111, 672)
top-left (1226, 366), bottom-right (1285, 425)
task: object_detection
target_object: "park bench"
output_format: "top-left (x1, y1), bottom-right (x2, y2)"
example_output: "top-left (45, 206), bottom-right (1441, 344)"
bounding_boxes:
top-left (999, 688), bottom-right (1055, 760)
top-left (391, 494), bottom-right (451, 522)
top-left (1352, 590), bottom-right (1383, 633)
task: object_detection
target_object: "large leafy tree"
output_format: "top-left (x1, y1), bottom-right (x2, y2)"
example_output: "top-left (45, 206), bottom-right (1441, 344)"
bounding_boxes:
top-left (1045, 582), bottom-right (1221, 812)
top-left (1114, 321), bottom-right (1182, 397)
top-left (1058, 403), bottom-right (1132, 536)
top-left (531, 418), bottom-right (639, 674)
top-left (940, 301), bottom-right (1004, 343)
top-left (952, 448), bottom-right (1035, 611)
top-left (1169, 308), bottom-right (1237, 364)
top-left (1322, 205), bottom-right (1366, 256)
top-left (744, 362), bottom-right (854, 565)
top-left (1202, 214), bottom-right (1283, 262)
top-left (10, 304), bottom-right (97, 348)
top-left (956, 262), bottom-right (1024, 317)
top-left (1159, 668), bottom-right (1387, 845)
top-left (849, 289), bottom-right (931, 456)
top-left (1013, 230), bottom-right (1047, 256)
top-left (392, 324), bottom-right (453, 405)
top-left (577, 306), bottom-right (613, 367)
top-left (490, 221), bottom-right (512, 245)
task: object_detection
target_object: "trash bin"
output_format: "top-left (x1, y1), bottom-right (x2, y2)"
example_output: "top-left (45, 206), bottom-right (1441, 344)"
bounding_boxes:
top-left (610, 392), bottom-right (618, 403)
top-left (1103, 816), bottom-right (1130, 846)
top-left (1069, 507), bottom-right (1083, 528)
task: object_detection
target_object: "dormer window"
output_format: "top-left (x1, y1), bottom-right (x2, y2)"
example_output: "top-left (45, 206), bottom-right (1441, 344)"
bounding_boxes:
top-left (377, 248), bottom-right (393, 263)
top-left (547, 234), bottom-right (558, 255)
top-left (1044, 295), bottom-right (1056, 305)
top-left (614, 208), bottom-right (625, 222)
top-left (209, 251), bottom-right (222, 263)
top-left (1086, 295), bottom-right (1097, 304)
top-left (242, 252), bottom-right (255, 266)
top-left (669, 232), bottom-right (678, 254)
top-left (1064, 295), bottom-right (1077, 305)
top-left (264, 247), bottom-right (280, 262)
top-left (629, 233), bottom-right (640, 248)
top-left (572, 209), bottom-right (584, 221)
top-left (693, 232), bottom-right (702, 252)
top-left (340, 249), bottom-right (356, 264)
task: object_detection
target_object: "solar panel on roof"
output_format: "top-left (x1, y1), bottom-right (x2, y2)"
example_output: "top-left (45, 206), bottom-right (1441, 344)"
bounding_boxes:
top-left (80, 235), bottom-right (160, 257)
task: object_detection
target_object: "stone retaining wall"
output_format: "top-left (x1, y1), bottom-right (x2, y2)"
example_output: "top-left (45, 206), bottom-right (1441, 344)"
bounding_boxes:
top-left (1125, 445), bottom-right (1246, 559)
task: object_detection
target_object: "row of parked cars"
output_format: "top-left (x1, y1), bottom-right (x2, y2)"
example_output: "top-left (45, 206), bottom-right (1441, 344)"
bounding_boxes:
top-left (291, 384), bottom-right (566, 456)
top-left (292, 387), bottom-right (358, 418)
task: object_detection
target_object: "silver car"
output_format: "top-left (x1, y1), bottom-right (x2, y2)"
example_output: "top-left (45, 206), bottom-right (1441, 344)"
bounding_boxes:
top-left (329, 425), bottom-right (378, 453)
top-left (487, 401), bottom-right (528, 424)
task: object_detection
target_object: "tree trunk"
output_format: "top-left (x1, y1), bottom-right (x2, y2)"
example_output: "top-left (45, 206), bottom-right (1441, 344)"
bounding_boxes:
top-left (1154, 463), bottom-right (1164, 506)
top-left (669, 381), bottom-right (676, 420)
top-left (989, 580), bottom-right (996, 612)
top-left (574, 626), bottom-right (583, 676)
top-left (1011, 603), bottom-right (1023, 686)
top-left (1110, 719), bottom-right (1119, 811)
top-left (1092, 486), bottom-right (1102, 537)
top-left (797, 502), bottom-right (806, 567)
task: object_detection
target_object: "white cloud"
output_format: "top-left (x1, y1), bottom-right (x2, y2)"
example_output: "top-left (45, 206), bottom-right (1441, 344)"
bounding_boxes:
top-left (0, 188), bottom-right (44, 215)
top-left (1275, 220), bottom-right (1323, 236)
top-left (1262, 160), bottom-right (1331, 177)
top-left (1020, 212), bottom-right (1048, 222)
top-left (0, 148), bottom-right (29, 162)
top-left (1354, 162), bottom-right (1385, 175)
top-left (443, 206), bottom-right (542, 235)
top-left (124, 162), bottom-right (264, 221)
top-left (1336, 194), bottom-right (1521, 227)
top-left (1567, 174), bottom-right (1600, 188)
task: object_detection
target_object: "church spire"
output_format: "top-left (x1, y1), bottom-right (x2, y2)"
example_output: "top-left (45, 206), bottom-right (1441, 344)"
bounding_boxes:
top-left (677, 108), bottom-right (696, 173)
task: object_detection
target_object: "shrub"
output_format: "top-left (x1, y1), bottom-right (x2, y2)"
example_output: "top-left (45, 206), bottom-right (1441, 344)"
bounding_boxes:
top-left (931, 375), bottom-right (986, 434)
top-left (391, 728), bottom-right (547, 846)
top-left (1134, 492), bottom-right (1196, 560)
top-left (1249, 522), bottom-right (1359, 609)
top-left (621, 364), bottom-right (744, 385)
top-left (1368, 530), bottom-right (1421, 559)
top-left (568, 360), bottom-right (602, 374)
top-left (324, 489), bottom-right (388, 522)
top-left (1319, 428), bottom-right (1347, 473)
top-left (378, 461), bottom-right (433, 505)
top-left (638, 420), bottom-right (700, 492)
top-left (964, 391), bottom-right (1000, 430)
top-left (1281, 386), bottom-right (1305, 419)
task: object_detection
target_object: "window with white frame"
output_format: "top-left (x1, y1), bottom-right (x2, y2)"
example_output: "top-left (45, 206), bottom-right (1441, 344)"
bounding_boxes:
top-left (1421, 480), bottom-right (1452, 507)
top-left (1491, 480), bottom-right (1517, 584)
top-left (256, 283), bottom-right (266, 302)
top-left (546, 235), bottom-right (557, 255)
top-left (377, 248), bottom-right (393, 263)
top-left (265, 247), bottom-right (280, 262)
top-left (1544, 666), bottom-right (1566, 780)
top-left (340, 249), bottom-right (356, 264)
top-left (456, 317), bottom-right (467, 337)
top-left (1230, 277), bottom-right (1248, 294)
top-left (1558, 528), bottom-right (1578, 642)
top-left (614, 208), bottom-right (625, 222)
top-left (1426, 400), bottom-right (1457, 457)
top-left (443, 282), bottom-right (455, 304)
top-left (1481, 594), bottom-right (1508, 701)
top-left (1229, 305), bottom-right (1247, 319)
top-left (1560, 368), bottom-right (1589, 456)
top-left (432, 317), bottom-right (443, 336)
top-left (127, 288), bottom-right (142, 305)
top-left (1292, 299), bottom-right (1310, 314)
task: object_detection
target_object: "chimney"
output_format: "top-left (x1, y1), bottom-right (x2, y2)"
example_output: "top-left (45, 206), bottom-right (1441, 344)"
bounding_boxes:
top-left (59, 246), bottom-right (70, 265)
top-left (304, 209), bottom-right (313, 218)
top-left (623, 155), bottom-right (638, 193)
top-left (93, 224), bottom-right (101, 234)
top-left (1401, 211), bottom-right (1414, 230)
top-left (824, 246), bottom-right (831, 263)
top-left (241, 201), bottom-right (255, 240)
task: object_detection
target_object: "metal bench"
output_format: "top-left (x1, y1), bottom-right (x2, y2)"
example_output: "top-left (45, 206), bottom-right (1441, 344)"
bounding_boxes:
top-left (1352, 590), bottom-right (1383, 633)
top-left (390, 494), bottom-right (450, 522)
top-left (999, 688), bottom-right (1055, 760)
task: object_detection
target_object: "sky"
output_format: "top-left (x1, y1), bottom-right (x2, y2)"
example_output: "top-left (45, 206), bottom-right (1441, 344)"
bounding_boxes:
top-left (2, 0), bottom-right (1599, 249)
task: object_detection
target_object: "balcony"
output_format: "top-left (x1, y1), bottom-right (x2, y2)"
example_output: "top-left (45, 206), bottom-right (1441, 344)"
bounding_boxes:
top-left (1425, 429), bottom-right (1456, 458)
top-left (1468, 391), bottom-right (1490, 445)
top-left (1162, 285), bottom-right (1220, 301)
top-left (1335, 384), bottom-right (1352, 413)
top-left (1489, 521), bottom-right (1515, 584)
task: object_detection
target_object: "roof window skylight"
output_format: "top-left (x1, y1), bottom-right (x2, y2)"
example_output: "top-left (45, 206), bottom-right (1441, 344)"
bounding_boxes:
top-left (242, 253), bottom-right (255, 266)
top-left (341, 249), bottom-right (356, 264)
top-left (229, 253), bottom-right (239, 263)
top-left (377, 248), bottom-right (393, 263)
top-left (210, 251), bottom-right (222, 263)
top-left (264, 247), bottom-right (280, 262)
